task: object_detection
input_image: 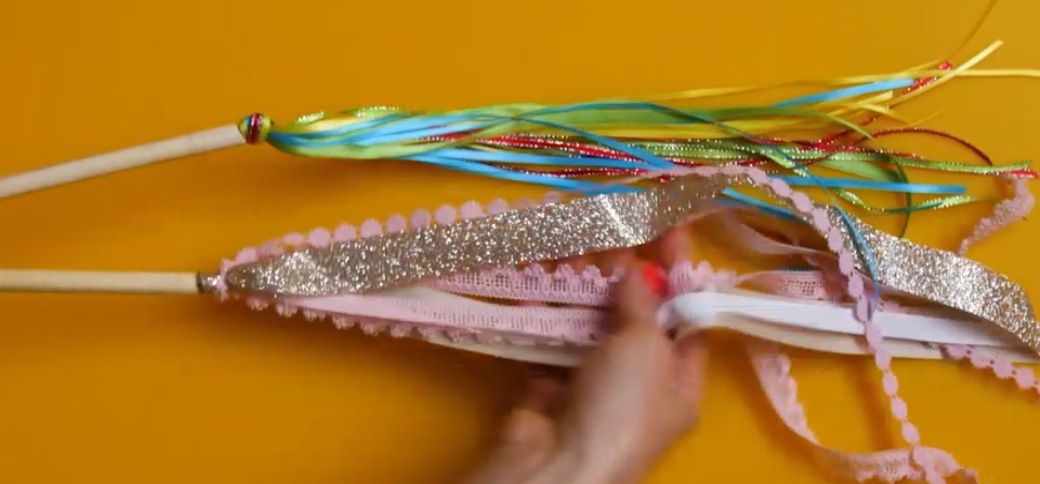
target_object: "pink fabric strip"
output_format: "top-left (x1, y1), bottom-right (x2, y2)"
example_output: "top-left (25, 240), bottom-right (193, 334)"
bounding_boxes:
top-left (286, 292), bottom-right (603, 345)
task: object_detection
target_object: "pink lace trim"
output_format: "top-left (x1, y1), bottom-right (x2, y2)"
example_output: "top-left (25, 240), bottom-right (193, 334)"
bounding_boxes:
top-left (958, 176), bottom-right (1035, 256)
top-left (745, 339), bottom-right (967, 483)
top-left (435, 263), bottom-right (619, 306)
top-left (434, 260), bottom-right (734, 307)
top-left (286, 293), bottom-right (604, 344)
top-left (739, 270), bottom-right (837, 301)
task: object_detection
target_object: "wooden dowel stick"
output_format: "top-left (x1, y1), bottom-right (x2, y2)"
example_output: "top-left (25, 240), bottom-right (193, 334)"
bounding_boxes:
top-left (0, 270), bottom-right (200, 294)
top-left (0, 125), bottom-right (245, 199)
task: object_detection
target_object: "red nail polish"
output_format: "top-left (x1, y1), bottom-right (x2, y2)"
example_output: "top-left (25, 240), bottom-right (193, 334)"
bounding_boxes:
top-left (641, 262), bottom-right (668, 298)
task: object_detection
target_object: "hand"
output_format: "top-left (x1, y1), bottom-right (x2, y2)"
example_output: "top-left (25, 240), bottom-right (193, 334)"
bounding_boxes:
top-left (464, 229), bottom-right (709, 484)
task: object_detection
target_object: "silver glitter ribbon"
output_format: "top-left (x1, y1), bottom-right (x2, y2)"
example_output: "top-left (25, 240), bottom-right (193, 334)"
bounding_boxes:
top-left (221, 176), bottom-right (726, 296)
top-left (217, 175), bottom-right (1039, 353)
top-left (837, 214), bottom-right (1039, 351)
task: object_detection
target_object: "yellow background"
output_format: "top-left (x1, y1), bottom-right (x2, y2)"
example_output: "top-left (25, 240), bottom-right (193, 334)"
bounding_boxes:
top-left (1, 0), bottom-right (1038, 482)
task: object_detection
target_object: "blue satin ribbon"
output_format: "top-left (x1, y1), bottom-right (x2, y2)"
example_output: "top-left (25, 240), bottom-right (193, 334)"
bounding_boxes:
top-left (774, 78), bottom-right (915, 107)
top-left (355, 120), bottom-right (494, 146)
top-left (775, 176), bottom-right (964, 194)
top-left (721, 188), bottom-right (797, 219)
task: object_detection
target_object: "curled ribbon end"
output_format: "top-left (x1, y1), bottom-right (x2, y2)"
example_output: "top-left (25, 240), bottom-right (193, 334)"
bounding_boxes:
top-left (238, 113), bottom-right (272, 144)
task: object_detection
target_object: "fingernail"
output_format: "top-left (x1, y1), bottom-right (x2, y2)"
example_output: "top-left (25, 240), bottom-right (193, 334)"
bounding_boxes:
top-left (641, 262), bottom-right (668, 298)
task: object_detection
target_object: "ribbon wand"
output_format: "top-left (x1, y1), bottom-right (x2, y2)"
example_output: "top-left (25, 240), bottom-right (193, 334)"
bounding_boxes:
top-left (2, 43), bottom-right (1034, 201)
top-left (0, 172), bottom-right (1035, 362)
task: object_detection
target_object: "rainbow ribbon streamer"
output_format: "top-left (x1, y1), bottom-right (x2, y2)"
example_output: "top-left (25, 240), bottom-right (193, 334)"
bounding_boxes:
top-left (237, 41), bottom-right (1036, 222)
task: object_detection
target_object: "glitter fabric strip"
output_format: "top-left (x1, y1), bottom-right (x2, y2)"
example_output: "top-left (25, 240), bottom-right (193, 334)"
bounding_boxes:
top-left (223, 176), bottom-right (726, 296)
top-left (844, 215), bottom-right (1039, 351)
